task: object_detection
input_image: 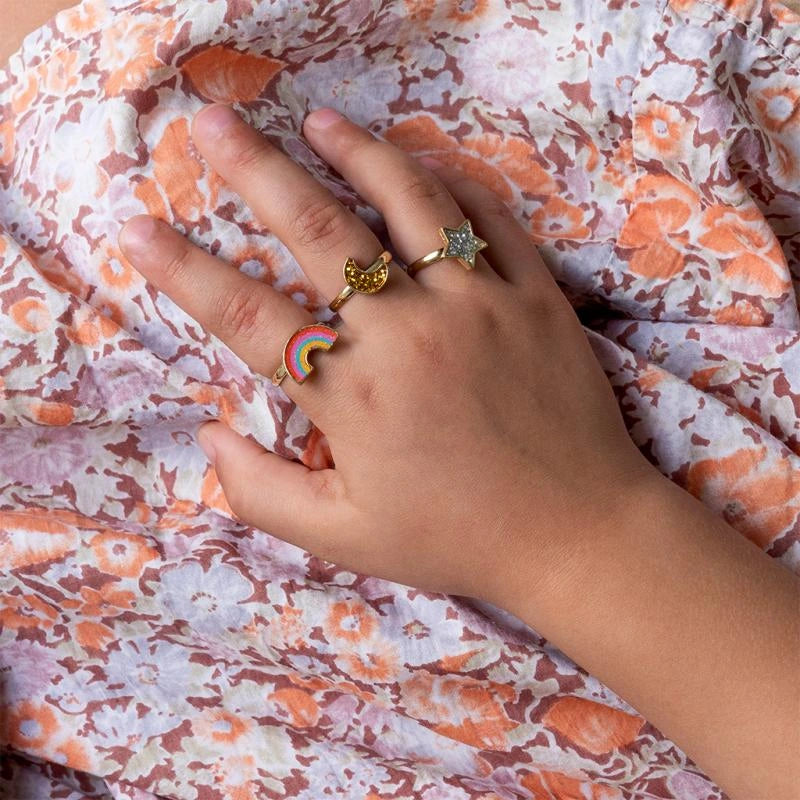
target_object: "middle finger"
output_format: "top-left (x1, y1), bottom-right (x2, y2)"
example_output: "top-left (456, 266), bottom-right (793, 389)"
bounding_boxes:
top-left (191, 104), bottom-right (420, 322)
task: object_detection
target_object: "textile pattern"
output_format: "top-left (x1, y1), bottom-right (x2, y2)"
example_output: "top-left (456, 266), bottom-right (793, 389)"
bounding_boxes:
top-left (1, 0), bottom-right (799, 797)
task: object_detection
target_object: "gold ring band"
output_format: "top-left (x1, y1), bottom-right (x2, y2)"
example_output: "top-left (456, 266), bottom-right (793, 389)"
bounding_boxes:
top-left (406, 220), bottom-right (487, 277)
top-left (328, 250), bottom-right (392, 312)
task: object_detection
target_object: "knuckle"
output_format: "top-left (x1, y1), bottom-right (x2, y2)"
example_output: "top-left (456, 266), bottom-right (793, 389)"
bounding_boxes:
top-left (444, 172), bottom-right (476, 195)
top-left (349, 375), bottom-right (381, 416)
top-left (226, 136), bottom-right (269, 173)
top-left (409, 325), bottom-right (446, 370)
top-left (483, 195), bottom-right (517, 224)
top-left (213, 283), bottom-right (264, 341)
top-left (161, 242), bottom-right (193, 282)
top-left (398, 171), bottom-right (450, 205)
top-left (525, 290), bottom-right (569, 326)
top-left (289, 195), bottom-right (348, 253)
top-left (305, 469), bottom-right (344, 504)
top-left (472, 302), bottom-right (504, 340)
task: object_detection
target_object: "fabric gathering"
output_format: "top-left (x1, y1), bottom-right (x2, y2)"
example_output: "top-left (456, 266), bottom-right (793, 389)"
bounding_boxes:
top-left (0, 0), bottom-right (799, 798)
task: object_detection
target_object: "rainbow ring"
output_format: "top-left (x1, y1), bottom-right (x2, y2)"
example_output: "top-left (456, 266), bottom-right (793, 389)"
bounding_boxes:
top-left (328, 250), bottom-right (392, 312)
top-left (271, 323), bottom-right (339, 387)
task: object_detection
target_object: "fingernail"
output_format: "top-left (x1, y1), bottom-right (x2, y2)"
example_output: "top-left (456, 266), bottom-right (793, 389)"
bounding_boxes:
top-left (198, 424), bottom-right (217, 463)
top-left (419, 156), bottom-right (444, 170)
top-left (194, 104), bottom-right (240, 139)
top-left (119, 216), bottom-right (157, 258)
top-left (306, 108), bottom-right (344, 130)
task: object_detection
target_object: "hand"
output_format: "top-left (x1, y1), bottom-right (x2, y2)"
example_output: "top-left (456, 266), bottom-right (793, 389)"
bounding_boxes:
top-left (118, 104), bottom-right (655, 604)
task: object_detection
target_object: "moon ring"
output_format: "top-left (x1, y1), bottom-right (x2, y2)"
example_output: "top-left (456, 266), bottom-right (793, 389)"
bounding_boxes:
top-left (328, 250), bottom-right (392, 312)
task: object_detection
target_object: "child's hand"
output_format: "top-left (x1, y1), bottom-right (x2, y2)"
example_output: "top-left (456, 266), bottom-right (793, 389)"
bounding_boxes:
top-left (118, 105), bottom-right (655, 603)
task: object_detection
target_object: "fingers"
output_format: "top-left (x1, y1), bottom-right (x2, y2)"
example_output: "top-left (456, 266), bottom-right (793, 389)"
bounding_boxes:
top-left (190, 104), bottom-right (419, 323)
top-left (302, 109), bottom-right (500, 291)
top-left (198, 422), bottom-right (351, 554)
top-left (118, 215), bottom-right (343, 424)
top-left (418, 158), bottom-right (558, 291)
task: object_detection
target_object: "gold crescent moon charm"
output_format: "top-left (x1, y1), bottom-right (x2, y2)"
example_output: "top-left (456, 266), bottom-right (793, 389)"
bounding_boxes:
top-left (344, 255), bottom-right (390, 294)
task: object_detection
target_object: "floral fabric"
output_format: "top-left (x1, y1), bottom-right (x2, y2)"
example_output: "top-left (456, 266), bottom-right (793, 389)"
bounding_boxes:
top-left (1, 0), bottom-right (799, 798)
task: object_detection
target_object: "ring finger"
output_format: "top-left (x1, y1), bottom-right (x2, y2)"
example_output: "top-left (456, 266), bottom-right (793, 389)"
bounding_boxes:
top-left (190, 104), bottom-right (421, 325)
top-left (117, 215), bottom-right (344, 427)
top-left (302, 109), bottom-right (502, 291)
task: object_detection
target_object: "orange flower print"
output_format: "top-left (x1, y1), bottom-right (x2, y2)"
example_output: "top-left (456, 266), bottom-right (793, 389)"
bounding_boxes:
top-left (404, 0), bottom-right (490, 22)
top-left (89, 531), bottom-right (158, 578)
top-left (668, 0), bottom-right (699, 13)
top-left (209, 754), bottom-right (260, 800)
top-left (699, 205), bottom-right (779, 256)
top-left (713, 298), bottom-right (767, 326)
top-left (32, 402), bottom-right (75, 426)
top-left (39, 49), bottom-right (82, 96)
top-left (602, 138), bottom-right (634, 190)
top-left (194, 710), bottom-right (251, 744)
top-left (522, 769), bottom-right (623, 799)
top-left (65, 304), bottom-right (121, 346)
top-left (57, 0), bottom-right (107, 37)
top-left (542, 696), bottom-right (644, 755)
top-left (62, 583), bottom-right (136, 618)
top-left (10, 297), bottom-right (52, 333)
top-left (264, 605), bottom-right (307, 650)
top-left (0, 593), bottom-right (59, 631)
top-left (771, 137), bottom-right (800, 182)
top-left (37, 251), bottom-right (91, 302)
top-left (753, 86), bottom-right (800, 133)
top-left (0, 511), bottom-right (77, 569)
top-left (182, 46), bottom-right (286, 103)
top-left (618, 174), bottom-right (700, 279)
top-left (386, 116), bottom-right (557, 204)
top-left (1, 701), bottom-right (59, 752)
top-left (698, 205), bottom-right (791, 297)
top-left (447, 0), bottom-right (490, 21)
top-left (99, 255), bottom-right (137, 290)
top-left (201, 465), bottom-right (235, 518)
top-left (629, 237), bottom-right (685, 280)
top-left (400, 670), bottom-right (517, 749)
top-left (337, 640), bottom-right (400, 683)
top-left (637, 102), bottom-right (687, 156)
top-left (530, 196), bottom-right (591, 243)
top-left (152, 118), bottom-right (206, 222)
top-left (0, 119), bottom-right (16, 167)
top-left (724, 252), bottom-right (790, 297)
top-left (74, 621), bottom-right (115, 650)
top-left (98, 16), bottom-right (177, 96)
top-left (324, 600), bottom-right (379, 644)
top-left (618, 195), bottom-right (691, 249)
top-left (11, 73), bottom-right (37, 116)
top-left (686, 446), bottom-right (800, 547)
top-left (270, 688), bottom-right (321, 728)
top-left (53, 738), bottom-right (93, 772)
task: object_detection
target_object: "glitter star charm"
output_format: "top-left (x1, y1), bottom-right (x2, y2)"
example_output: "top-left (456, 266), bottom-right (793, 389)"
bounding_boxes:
top-left (439, 220), bottom-right (488, 269)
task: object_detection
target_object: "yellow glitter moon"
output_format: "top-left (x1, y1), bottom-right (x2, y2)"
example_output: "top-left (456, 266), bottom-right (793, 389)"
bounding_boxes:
top-left (344, 257), bottom-right (389, 294)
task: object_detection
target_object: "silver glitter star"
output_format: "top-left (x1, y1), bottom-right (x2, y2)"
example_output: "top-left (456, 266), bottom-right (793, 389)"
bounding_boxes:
top-left (440, 220), bottom-right (488, 269)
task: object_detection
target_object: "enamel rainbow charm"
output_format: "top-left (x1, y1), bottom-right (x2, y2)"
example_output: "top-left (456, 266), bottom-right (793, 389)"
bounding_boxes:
top-left (272, 324), bottom-right (339, 386)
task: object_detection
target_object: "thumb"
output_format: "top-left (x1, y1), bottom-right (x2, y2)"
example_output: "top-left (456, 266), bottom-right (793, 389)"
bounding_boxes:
top-left (197, 421), bottom-right (348, 552)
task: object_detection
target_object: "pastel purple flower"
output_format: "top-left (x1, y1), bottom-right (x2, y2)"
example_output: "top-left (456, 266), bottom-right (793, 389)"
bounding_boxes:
top-left (0, 426), bottom-right (88, 486)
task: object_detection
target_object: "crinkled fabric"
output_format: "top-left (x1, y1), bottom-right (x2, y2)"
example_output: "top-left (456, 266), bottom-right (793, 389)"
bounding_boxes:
top-left (1, 0), bottom-right (798, 798)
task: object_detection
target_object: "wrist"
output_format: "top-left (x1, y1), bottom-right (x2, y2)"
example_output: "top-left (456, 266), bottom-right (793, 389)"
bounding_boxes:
top-left (482, 460), bottom-right (671, 616)
top-left (484, 466), bottom-right (800, 800)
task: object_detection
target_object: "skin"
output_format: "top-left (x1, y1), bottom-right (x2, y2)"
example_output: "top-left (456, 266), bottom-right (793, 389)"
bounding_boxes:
top-left (3, 3), bottom-right (798, 794)
top-left (114, 104), bottom-right (800, 799)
